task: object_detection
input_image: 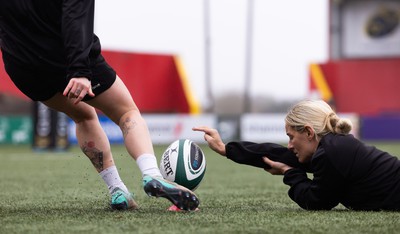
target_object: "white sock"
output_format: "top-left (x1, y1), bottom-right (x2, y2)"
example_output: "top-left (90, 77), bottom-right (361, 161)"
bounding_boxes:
top-left (99, 165), bottom-right (129, 194)
top-left (136, 154), bottom-right (162, 177)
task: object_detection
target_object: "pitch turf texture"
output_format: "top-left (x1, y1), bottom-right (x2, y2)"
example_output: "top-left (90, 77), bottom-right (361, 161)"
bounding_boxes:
top-left (1, 143), bottom-right (399, 234)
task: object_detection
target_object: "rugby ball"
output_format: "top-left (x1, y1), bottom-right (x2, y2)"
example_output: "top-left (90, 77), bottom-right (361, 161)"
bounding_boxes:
top-left (159, 139), bottom-right (206, 191)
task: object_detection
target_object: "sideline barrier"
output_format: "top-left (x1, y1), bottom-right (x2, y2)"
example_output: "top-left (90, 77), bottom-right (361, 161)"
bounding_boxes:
top-left (361, 115), bottom-right (400, 141)
top-left (0, 112), bottom-right (375, 145)
top-left (0, 116), bottom-right (32, 144)
top-left (68, 114), bottom-right (217, 145)
top-left (240, 113), bottom-right (359, 143)
top-left (32, 102), bottom-right (69, 151)
top-left (241, 113), bottom-right (287, 143)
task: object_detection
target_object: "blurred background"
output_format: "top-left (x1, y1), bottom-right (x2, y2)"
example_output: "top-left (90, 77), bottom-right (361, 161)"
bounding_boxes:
top-left (94, 0), bottom-right (328, 113)
top-left (1, 0), bottom-right (400, 149)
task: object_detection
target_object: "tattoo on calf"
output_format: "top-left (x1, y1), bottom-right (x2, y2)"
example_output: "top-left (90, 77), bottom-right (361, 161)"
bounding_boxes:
top-left (81, 141), bottom-right (104, 171)
top-left (121, 117), bottom-right (138, 137)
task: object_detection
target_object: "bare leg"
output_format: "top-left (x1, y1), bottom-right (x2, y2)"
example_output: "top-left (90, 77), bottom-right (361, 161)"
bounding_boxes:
top-left (43, 94), bottom-right (114, 172)
top-left (118, 109), bottom-right (154, 159)
top-left (87, 76), bottom-right (161, 177)
top-left (86, 76), bottom-right (154, 160)
top-left (43, 92), bottom-right (137, 210)
top-left (87, 76), bottom-right (200, 211)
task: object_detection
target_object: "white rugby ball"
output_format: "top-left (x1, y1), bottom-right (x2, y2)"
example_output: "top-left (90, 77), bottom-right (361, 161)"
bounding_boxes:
top-left (159, 139), bottom-right (206, 191)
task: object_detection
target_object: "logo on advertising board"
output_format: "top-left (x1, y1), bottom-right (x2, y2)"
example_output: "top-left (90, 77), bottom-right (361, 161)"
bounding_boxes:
top-left (366, 6), bottom-right (399, 39)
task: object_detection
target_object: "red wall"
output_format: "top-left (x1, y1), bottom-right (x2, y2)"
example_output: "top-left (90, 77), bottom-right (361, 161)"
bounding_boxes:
top-left (101, 50), bottom-right (190, 113)
top-left (317, 58), bottom-right (400, 115)
top-left (0, 50), bottom-right (191, 113)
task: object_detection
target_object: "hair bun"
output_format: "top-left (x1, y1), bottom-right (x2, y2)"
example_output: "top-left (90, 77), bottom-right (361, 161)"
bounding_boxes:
top-left (335, 118), bottom-right (352, 134)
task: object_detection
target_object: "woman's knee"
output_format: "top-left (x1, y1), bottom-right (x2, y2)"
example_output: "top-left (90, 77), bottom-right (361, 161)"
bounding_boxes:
top-left (43, 93), bottom-right (98, 124)
top-left (69, 109), bottom-right (98, 124)
top-left (118, 108), bottom-right (141, 125)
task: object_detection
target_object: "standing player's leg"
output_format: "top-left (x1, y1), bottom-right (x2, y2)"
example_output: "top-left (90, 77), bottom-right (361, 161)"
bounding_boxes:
top-left (42, 93), bottom-right (138, 210)
top-left (87, 76), bottom-right (200, 211)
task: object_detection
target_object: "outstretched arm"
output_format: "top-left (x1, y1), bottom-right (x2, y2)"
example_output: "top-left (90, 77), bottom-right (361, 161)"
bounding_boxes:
top-left (193, 126), bottom-right (305, 170)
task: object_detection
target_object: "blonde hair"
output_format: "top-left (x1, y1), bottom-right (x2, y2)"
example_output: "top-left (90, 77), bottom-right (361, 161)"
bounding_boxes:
top-left (285, 100), bottom-right (352, 138)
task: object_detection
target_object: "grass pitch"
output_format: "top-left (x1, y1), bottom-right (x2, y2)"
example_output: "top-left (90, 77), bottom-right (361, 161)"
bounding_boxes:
top-left (1, 142), bottom-right (400, 234)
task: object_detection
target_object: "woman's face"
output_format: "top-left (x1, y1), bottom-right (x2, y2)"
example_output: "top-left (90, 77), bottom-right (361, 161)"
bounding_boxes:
top-left (285, 124), bottom-right (317, 163)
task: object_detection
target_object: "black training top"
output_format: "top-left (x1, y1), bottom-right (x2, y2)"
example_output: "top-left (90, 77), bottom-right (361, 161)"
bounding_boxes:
top-left (0, 0), bottom-right (100, 80)
top-left (284, 133), bottom-right (400, 211)
top-left (225, 134), bottom-right (400, 211)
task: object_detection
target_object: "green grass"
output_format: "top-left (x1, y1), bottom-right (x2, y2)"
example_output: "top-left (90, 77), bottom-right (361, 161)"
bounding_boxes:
top-left (1, 142), bottom-right (400, 234)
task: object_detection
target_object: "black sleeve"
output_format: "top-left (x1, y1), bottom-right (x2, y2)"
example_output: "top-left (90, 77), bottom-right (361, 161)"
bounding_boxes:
top-left (283, 139), bottom-right (345, 211)
top-left (283, 167), bottom-right (340, 210)
top-left (225, 141), bottom-right (307, 170)
top-left (62, 0), bottom-right (95, 80)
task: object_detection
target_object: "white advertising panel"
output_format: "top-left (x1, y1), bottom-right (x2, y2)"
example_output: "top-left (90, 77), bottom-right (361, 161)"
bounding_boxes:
top-left (68, 114), bottom-right (216, 145)
top-left (240, 113), bottom-right (360, 143)
top-left (240, 114), bottom-right (287, 143)
top-left (144, 114), bottom-right (216, 144)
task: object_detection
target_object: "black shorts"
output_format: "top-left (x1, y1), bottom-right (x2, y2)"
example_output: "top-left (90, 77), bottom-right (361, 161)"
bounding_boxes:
top-left (2, 52), bottom-right (116, 102)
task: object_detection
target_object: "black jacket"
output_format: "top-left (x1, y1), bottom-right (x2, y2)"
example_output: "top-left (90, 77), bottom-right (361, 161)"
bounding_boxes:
top-left (225, 133), bottom-right (400, 211)
top-left (0, 0), bottom-right (100, 80)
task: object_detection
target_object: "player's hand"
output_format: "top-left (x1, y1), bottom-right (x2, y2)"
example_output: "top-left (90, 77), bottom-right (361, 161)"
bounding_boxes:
top-left (192, 126), bottom-right (226, 156)
top-left (263, 157), bottom-right (292, 175)
top-left (63, 77), bottom-right (95, 104)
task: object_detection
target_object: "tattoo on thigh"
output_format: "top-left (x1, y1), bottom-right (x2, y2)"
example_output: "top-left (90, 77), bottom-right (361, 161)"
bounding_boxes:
top-left (81, 141), bottom-right (104, 171)
top-left (121, 117), bottom-right (138, 137)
